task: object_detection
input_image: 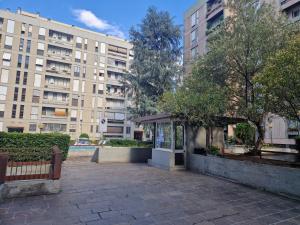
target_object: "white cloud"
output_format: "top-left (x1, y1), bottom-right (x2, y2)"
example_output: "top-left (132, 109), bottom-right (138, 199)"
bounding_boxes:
top-left (73, 9), bottom-right (125, 39)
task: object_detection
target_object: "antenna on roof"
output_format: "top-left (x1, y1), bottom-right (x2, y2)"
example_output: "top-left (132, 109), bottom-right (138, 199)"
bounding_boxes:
top-left (17, 7), bottom-right (21, 14)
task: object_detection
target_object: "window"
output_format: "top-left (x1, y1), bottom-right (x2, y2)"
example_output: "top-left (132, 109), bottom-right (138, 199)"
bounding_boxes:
top-left (4, 36), bottom-right (13, 49)
top-left (155, 122), bottom-right (172, 149)
top-left (82, 66), bottom-right (86, 78)
top-left (70, 110), bottom-right (77, 121)
top-left (74, 65), bottom-right (80, 77)
top-left (14, 87), bottom-right (19, 101)
top-left (25, 56), bottom-right (30, 69)
top-left (126, 127), bottom-right (131, 135)
top-left (26, 40), bottom-right (31, 53)
top-left (11, 104), bottom-right (17, 118)
top-left (1, 69), bottom-right (9, 83)
top-left (72, 98), bottom-right (78, 106)
top-left (34, 74), bottom-right (42, 87)
top-left (2, 52), bottom-right (11, 66)
top-left (7, 20), bottom-right (15, 33)
top-left (29, 124), bottom-right (37, 132)
top-left (15, 71), bottom-right (20, 84)
top-left (35, 58), bottom-right (44, 71)
top-left (19, 38), bottom-right (24, 51)
top-left (21, 23), bottom-right (26, 35)
top-left (23, 72), bottom-right (28, 85)
top-left (32, 90), bottom-right (40, 103)
top-left (76, 37), bottom-right (82, 48)
top-left (0, 86), bottom-right (8, 100)
top-left (19, 105), bottom-right (24, 118)
top-left (75, 51), bottom-right (81, 62)
top-left (82, 81), bottom-right (85, 93)
top-left (191, 47), bottom-right (198, 59)
top-left (115, 113), bottom-right (125, 120)
top-left (83, 53), bottom-right (87, 63)
top-left (0, 103), bottom-right (5, 118)
top-left (31, 107), bottom-right (39, 119)
top-left (100, 43), bottom-right (106, 54)
top-left (191, 29), bottom-right (197, 45)
top-left (17, 54), bottom-right (22, 68)
top-left (81, 99), bottom-right (84, 107)
top-left (98, 83), bottom-right (104, 94)
top-left (73, 79), bottom-right (79, 92)
top-left (28, 24), bottom-right (32, 37)
top-left (95, 41), bottom-right (99, 52)
top-left (90, 125), bottom-right (93, 133)
top-left (38, 27), bottom-right (46, 40)
top-left (93, 84), bottom-right (96, 94)
top-left (0, 122), bottom-right (3, 132)
top-left (37, 42), bottom-right (45, 55)
top-left (292, 8), bottom-right (300, 18)
top-left (191, 11), bottom-right (198, 27)
top-left (84, 38), bottom-right (88, 50)
top-left (21, 88), bottom-right (26, 101)
top-left (0, 18), bottom-right (3, 30)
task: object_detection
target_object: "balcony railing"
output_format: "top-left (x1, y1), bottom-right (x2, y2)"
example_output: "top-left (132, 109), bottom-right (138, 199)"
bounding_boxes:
top-left (207, 1), bottom-right (223, 17)
top-left (42, 99), bottom-right (69, 106)
top-left (44, 84), bottom-right (70, 91)
top-left (46, 67), bottom-right (71, 75)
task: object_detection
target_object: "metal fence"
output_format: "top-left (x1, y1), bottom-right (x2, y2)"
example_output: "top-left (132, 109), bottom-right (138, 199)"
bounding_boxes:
top-left (0, 146), bottom-right (62, 184)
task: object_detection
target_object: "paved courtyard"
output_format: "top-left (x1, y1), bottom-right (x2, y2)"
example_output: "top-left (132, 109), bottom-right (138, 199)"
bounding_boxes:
top-left (0, 158), bottom-right (300, 225)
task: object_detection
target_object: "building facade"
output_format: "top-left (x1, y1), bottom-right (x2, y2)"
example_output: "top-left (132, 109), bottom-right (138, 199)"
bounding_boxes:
top-left (184, 0), bottom-right (300, 145)
top-left (184, 0), bottom-right (300, 72)
top-left (0, 9), bottom-right (136, 140)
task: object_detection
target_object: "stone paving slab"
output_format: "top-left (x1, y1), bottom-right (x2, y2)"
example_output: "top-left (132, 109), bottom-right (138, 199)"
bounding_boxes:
top-left (0, 158), bottom-right (299, 225)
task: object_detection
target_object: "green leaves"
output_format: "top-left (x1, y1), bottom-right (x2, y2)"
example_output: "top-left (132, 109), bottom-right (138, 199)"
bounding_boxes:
top-left (127, 7), bottom-right (182, 117)
top-left (0, 132), bottom-right (71, 161)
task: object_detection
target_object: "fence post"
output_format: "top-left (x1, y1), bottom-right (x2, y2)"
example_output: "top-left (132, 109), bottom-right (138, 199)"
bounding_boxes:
top-left (0, 153), bottom-right (8, 184)
top-left (50, 146), bottom-right (62, 180)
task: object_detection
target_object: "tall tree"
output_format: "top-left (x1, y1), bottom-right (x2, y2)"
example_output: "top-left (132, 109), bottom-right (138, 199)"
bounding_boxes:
top-left (255, 36), bottom-right (300, 134)
top-left (160, 0), bottom-right (298, 153)
top-left (126, 7), bottom-right (182, 117)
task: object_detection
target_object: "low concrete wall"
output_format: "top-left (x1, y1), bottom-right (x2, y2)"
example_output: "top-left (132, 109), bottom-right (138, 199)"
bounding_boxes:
top-left (0, 179), bottom-right (60, 202)
top-left (150, 149), bottom-right (174, 170)
top-left (68, 146), bottom-right (97, 158)
top-left (97, 147), bottom-right (152, 163)
top-left (188, 154), bottom-right (300, 197)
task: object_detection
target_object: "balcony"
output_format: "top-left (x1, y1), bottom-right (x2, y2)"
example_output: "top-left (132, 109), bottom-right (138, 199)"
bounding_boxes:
top-left (42, 99), bottom-right (69, 106)
top-left (47, 46), bottom-right (72, 63)
top-left (106, 92), bottom-right (125, 100)
top-left (46, 60), bottom-right (72, 76)
top-left (280, 0), bottom-right (299, 10)
top-left (206, 11), bottom-right (224, 35)
top-left (206, 0), bottom-right (223, 20)
top-left (48, 30), bottom-right (73, 48)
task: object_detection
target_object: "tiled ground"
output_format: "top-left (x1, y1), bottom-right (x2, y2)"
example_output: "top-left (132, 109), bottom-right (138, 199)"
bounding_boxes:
top-left (1, 158), bottom-right (300, 225)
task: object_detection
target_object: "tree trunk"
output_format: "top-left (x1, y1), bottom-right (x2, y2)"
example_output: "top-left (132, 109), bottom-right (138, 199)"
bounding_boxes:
top-left (254, 121), bottom-right (264, 156)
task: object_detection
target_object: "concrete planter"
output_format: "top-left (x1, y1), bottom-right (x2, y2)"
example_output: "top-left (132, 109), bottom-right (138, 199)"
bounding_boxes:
top-left (97, 147), bottom-right (152, 163)
top-left (0, 179), bottom-right (60, 202)
top-left (188, 154), bottom-right (300, 197)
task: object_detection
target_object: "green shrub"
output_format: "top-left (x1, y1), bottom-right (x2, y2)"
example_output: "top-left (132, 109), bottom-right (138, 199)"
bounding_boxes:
top-left (235, 123), bottom-right (256, 146)
top-left (209, 146), bottom-right (220, 155)
top-left (0, 132), bottom-right (70, 160)
top-left (79, 133), bottom-right (89, 139)
top-left (105, 139), bottom-right (152, 147)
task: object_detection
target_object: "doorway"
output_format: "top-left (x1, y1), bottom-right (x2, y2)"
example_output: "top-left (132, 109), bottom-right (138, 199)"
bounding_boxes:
top-left (174, 124), bottom-right (185, 166)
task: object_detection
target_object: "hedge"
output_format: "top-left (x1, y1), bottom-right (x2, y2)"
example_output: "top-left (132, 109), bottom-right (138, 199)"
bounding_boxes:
top-left (0, 132), bottom-right (70, 160)
top-left (104, 139), bottom-right (152, 147)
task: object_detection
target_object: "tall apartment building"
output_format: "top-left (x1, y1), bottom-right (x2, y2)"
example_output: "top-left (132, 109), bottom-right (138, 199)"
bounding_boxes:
top-left (184, 0), bottom-right (300, 145)
top-left (0, 9), bottom-right (136, 140)
top-left (184, 0), bottom-right (300, 72)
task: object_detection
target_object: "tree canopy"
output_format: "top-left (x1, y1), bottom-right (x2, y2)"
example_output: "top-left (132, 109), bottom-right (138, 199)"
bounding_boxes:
top-left (126, 7), bottom-right (182, 117)
top-left (160, 0), bottom-right (299, 152)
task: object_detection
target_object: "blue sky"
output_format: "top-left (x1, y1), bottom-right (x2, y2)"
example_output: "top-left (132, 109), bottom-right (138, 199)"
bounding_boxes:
top-left (0, 0), bottom-right (196, 39)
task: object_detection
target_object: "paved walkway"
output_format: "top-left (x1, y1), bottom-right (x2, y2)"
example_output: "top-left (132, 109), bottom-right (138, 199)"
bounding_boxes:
top-left (1, 158), bottom-right (300, 225)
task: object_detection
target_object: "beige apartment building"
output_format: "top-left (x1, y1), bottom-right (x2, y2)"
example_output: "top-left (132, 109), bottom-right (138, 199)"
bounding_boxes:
top-left (0, 9), bottom-right (136, 140)
top-left (184, 0), bottom-right (300, 145)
